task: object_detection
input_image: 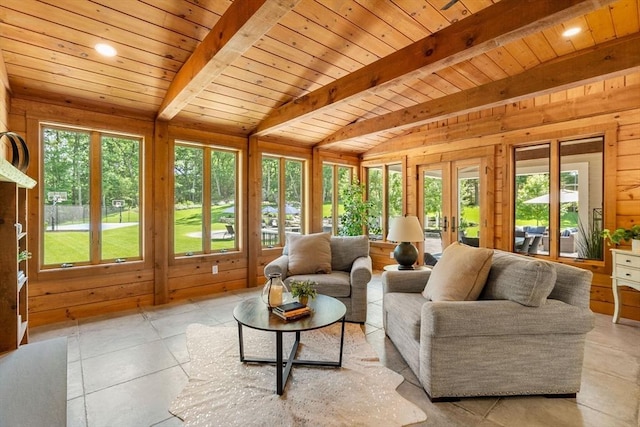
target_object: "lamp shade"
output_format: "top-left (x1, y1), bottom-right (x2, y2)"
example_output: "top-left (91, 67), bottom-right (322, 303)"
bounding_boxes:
top-left (387, 216), bottom-right (424, 242)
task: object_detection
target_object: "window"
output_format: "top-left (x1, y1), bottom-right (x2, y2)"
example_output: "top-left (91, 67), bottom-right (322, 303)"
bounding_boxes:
top-left (322, 163), bottom-right (354, 234)
top-left (367, 166), bottom-right (383, 239)
top-left (262, 155), bottom-right (305, 247)
top-left (42, 126), bottom-right (142, 267)
top-left (513, 136), bottom-right (604, 260)
top-left (365, 163), bottom-right (403, 240)
top-left (174, 142), bottom-right (239, 256)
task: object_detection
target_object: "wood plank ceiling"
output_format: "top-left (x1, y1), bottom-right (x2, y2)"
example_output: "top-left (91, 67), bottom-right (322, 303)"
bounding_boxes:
top-left (1, 0), bottom-right (639, 154)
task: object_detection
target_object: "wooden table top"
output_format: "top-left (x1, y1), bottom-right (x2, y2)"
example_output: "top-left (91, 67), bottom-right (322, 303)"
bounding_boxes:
top-left (233, 294), bottom-right (346, 333)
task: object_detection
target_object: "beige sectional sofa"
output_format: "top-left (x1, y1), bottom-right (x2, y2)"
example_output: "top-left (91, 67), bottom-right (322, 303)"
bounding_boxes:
top-left (382, 246), bottom-right (594, 401)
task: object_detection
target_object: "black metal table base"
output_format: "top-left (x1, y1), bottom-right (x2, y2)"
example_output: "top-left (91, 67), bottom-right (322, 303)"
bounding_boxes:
top-left (237, 317), bottom-right (346, 395)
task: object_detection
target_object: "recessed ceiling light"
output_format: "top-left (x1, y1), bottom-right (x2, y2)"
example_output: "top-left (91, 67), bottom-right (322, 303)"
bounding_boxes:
top-left (95, 43), bottom-right (117, 57)
top-left (562, 27), bottom-right (581, 37)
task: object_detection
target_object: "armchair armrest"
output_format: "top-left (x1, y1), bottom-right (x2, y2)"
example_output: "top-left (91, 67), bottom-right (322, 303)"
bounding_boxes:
top-left (350, 256), bottom-right (372, 288)
top-left (382, 270), bottom-right (431, 294)
top-left (421, 299), bottom-right (594, 338)
top-left (264, 255), bottom-right (289, 279)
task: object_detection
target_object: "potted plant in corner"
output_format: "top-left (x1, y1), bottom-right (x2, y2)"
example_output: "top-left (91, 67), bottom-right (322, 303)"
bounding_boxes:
top-left (603, 224), bottom-right (640, 252)
top-left (339, 180), bottom-right (376, 237)
top-left (290, 280), bottom-right (318, 306)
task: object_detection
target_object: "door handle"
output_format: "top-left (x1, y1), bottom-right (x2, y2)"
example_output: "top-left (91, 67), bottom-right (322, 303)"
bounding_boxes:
top-left (443, 216), bottom-right (448, 232)
top-left (452, 216), bottom-right (456, 232)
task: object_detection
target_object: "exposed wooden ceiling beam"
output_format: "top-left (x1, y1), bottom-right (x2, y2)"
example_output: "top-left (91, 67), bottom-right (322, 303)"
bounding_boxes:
top-left (253, 0), bottom-right (616, 136)
top-left (157, 0), bottom-right (299, 121)
top-left (315, 33), bottom-right (640, 149)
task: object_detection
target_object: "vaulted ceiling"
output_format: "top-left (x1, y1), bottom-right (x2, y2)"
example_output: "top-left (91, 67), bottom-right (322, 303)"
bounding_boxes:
top-left (1, 0), bottom-right (639, 154)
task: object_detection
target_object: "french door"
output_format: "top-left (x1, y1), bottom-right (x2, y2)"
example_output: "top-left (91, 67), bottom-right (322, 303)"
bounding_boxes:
top-left (418, 158), bottom-right (486, 254)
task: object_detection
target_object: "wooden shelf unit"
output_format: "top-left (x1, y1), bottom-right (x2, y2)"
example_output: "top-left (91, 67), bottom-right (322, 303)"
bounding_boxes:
top-left (0, 157), bottom-right (36, 353)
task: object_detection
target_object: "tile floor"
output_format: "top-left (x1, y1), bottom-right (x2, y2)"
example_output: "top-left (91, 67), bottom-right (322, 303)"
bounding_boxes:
top-left (30, 274), bottom-right (640, 427)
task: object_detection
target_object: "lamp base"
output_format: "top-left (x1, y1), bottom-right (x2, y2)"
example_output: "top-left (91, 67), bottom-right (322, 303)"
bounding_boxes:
top-left (393, 242), bottom-right (419, 271)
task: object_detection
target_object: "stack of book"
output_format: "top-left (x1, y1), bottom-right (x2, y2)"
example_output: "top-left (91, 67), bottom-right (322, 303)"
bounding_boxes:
top-left (272, 301), bottom-right (311, 321)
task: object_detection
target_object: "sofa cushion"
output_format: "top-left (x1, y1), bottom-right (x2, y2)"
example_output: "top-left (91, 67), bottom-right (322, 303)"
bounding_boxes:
top-left (330, 235), bottom-right (370, 271)
top-left (284, 271), bottom-right (351, 297)
top-left (481, 251), bottom-right (557, 307)
top-left (422, 242), bottom-right (493, 301)
top-left (286, 232), bottom-right (332, 275)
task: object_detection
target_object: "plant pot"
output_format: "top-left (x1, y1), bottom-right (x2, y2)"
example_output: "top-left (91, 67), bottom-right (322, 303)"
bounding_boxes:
top-left (298, 296), bottom-right (309, 306)
top-left (633, 239), bottom-right (640, 253)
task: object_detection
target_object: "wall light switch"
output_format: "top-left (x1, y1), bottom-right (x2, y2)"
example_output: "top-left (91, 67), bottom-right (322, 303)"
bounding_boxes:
top-left (212, 265), bottom-right (218, 274)
top-left (389, 251), bottom-right (394, 259)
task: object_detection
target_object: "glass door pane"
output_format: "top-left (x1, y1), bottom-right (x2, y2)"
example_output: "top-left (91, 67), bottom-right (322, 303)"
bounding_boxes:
top-left (420, 166), bottom-right (445, 257)
top-left (455, 163), bottom-right (480, 247)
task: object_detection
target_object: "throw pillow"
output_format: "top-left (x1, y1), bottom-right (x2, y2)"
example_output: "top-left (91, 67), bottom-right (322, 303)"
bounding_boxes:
top-left (287, 232), bottom-right (332, 275)
top-left (422, 242), bottom-right (493, 301)
top-left (481, 250), bottom-right (557, 307)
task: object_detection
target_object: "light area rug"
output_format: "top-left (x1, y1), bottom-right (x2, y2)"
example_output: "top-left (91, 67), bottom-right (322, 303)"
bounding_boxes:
top-left (169, 323), bottom-right (427, 426)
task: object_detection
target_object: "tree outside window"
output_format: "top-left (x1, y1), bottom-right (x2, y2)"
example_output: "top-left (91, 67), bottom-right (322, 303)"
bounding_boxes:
top-left (365, 163), bottom-right (404, 240)
top-left (261, 155), bottom-right (305, 247)
top-left (322, 163), bottom-right (354, 235)
top-left (42, 126), bottom-right (141, 267)
top-left (174, 142), bottom-right (238, 255)
top-left (513, 137), bottom-right (603, 260)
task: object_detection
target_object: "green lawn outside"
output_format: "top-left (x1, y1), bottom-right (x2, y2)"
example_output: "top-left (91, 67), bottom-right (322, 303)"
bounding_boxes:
top-left (461, 206), bottom-right (480, 237)
top-left (515, 211), bottom-right (579, 229)
top-left (43, 203), bottom-right (579, 263)
top-left (44, 205), bottom-right (238, 264)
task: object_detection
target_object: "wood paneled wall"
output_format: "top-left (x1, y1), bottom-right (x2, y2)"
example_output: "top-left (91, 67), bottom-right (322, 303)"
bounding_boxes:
top-left (364, 72), bottom-right (640, 322)
top-left (6, 73), bottom-right (640, 325)
top-left (0, 52), bottom-right (9, 145)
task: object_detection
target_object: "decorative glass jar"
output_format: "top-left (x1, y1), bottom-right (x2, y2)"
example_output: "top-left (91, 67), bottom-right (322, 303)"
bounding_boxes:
top-left (261, 273), bottom-right (290, 309)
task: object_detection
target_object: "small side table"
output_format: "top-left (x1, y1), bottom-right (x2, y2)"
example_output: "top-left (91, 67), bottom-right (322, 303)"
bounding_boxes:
top-left (610, 249), bottom-right (640, 323)
top-left (383, 264), bottom-right (431, 271)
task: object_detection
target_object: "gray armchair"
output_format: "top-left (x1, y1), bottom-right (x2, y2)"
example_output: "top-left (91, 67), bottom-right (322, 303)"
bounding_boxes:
top-left (382, 249), bottom-right (594, 400)
top-left (264, 234), bottom-right (372, 323)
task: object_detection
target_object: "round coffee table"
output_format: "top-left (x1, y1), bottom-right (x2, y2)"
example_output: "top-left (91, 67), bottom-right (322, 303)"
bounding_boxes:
top-left (233, 294), bottom-right (347, 395)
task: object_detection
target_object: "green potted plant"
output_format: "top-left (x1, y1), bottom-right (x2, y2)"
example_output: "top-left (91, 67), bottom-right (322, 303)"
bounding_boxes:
top-left (339, 180), bottom-right (376, 236)
top-left (290, 280), bottom-right (318, 306)
top-left (18, 250), bottom-right (32, 262)
top-left (603, 225), bottom-right (640, 252)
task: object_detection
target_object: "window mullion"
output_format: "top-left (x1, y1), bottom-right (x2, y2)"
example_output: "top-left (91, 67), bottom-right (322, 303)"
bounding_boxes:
top-left (90, 131), bottom-right (102, 264)
top-left (332, 165), bottom-right (339, 235)
top-left (382, 165), bottom-right (390, 240)
top-left (202, 147), bottom-right (212, 253)
top-left (279, 158), bottom-right (286, 244)
top-left (549, 139), bottom-right (561, 259)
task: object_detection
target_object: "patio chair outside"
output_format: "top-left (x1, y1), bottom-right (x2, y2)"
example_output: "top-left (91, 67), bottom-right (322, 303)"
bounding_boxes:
top-left (223, 225), bottom-right (235, 240)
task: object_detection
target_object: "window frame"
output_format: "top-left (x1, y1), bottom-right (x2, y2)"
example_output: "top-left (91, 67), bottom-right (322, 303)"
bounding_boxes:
top-left (39, 123), bottom-right (144, 270)
top-left (173, 140), bottom-right (241, 258)
top-left (506, 123), bottom-right (616, 271)
top-left (361, 159), bottom-right (405, 242)
top-left (260, 153), bottom-right (307, 248)
top-left (321, 162), bottom-right (356, 235)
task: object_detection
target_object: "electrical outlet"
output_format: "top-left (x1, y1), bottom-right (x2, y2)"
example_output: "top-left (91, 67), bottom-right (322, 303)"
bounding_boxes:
top-left (389, 251), bottom-right (394, 259)
top-left (212, 265), bottom-right (218, 274)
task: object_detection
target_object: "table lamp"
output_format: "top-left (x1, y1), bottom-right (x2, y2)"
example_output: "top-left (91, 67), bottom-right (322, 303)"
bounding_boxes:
top-left (387, 215), bottom-right (424, 270)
